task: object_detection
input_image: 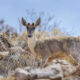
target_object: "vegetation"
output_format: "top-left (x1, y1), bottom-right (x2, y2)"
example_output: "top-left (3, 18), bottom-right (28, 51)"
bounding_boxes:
top-left (0, 10), bottom-right (80, 79)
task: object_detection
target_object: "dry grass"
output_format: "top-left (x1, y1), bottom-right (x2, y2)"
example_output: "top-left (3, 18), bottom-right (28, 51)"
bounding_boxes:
top-left (0, 76), bottom-right (15, 80)
top-left (0, 27), bottom-right (80, 78)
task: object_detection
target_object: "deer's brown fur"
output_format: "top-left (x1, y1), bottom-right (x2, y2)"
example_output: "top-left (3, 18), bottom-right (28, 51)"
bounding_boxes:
top-left (21, 17), bottom-right (78, 67)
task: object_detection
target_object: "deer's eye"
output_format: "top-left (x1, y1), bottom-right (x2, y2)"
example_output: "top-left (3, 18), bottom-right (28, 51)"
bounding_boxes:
top-left (32, 23), bottom-right (34, 26)
top-left (27, 23), bottom-right (30, 26)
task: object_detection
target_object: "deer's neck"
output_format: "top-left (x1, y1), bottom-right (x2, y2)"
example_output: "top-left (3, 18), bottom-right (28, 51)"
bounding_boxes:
top-left (27, 34), bottom-right (36, 53)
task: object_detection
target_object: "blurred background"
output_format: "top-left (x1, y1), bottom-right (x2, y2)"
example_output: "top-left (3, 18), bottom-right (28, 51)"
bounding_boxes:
top-left (0, 0), bottom-right (80, 36)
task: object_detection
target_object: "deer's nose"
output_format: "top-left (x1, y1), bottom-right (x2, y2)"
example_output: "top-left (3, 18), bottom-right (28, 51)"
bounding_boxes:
top-left (28, 35), bottom-right (32, 38)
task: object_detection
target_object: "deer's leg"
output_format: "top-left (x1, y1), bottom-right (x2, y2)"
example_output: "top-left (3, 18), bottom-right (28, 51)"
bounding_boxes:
top-left (42, 47), bottom-right (51, 67)
top-left (31, 55), bottom-right (37, 68)
top-left (42, 57), bottom-right (48, 68)
top-left (40, 49), bottom-right (51, 68)
top-left (31, 54), bottom-right (40, 68)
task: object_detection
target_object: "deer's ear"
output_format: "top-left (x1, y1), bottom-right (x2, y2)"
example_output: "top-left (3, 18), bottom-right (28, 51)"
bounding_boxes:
top-left (21, 17), bottom-right (27, 26)
top-left (35, 17), bottom-right (41, 26)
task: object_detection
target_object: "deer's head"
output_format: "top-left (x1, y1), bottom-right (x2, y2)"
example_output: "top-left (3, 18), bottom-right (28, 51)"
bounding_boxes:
top-left (21, 17), bottom-right (41, 38)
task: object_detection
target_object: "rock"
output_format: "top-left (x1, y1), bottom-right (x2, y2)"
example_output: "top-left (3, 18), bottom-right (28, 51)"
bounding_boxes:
top-left (70, 64), bottom-right (80, 76)
top-left (0, 75), bottom-right (4, 79)
top-left (57, 60), bottom-right (76, 77)
top-left (12, 68), bottom-right (33, 80)
top-left (12, 63), bottom-right (63, 80)
top-left (10, 60), bottom-right (78, 80)
top-left (1, 59), bottom-right (79, 80)
top-left (30, 64), bottom-right (63, 79)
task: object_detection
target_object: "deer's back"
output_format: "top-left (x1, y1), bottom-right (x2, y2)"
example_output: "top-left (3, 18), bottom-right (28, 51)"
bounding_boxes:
top-left (34, 39), bottom-right (65, 59)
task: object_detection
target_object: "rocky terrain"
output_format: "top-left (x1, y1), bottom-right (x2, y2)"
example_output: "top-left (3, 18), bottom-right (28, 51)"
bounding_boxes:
top-left (0, 32), bottom-right (80, 80)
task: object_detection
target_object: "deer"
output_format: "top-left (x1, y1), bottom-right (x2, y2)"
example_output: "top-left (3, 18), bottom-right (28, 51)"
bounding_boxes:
top-left (21, 17), bottom-right (78, 68)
